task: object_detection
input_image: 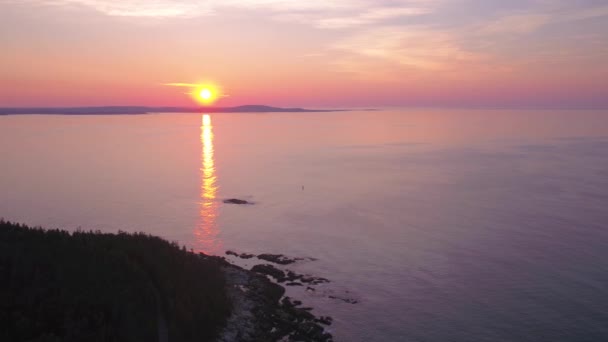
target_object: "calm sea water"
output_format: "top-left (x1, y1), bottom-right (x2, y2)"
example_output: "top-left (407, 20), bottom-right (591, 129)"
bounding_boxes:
top-left (2, 109), bottom-right (608, 341)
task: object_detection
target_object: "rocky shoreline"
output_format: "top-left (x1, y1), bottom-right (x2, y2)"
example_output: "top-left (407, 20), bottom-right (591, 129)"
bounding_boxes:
top-left (0, 219), bottom-right (340, 341)
top-left (201, 255), bottom-right (334, 342)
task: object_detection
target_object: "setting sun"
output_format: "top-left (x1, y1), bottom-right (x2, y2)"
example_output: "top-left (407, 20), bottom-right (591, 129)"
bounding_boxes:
top-left (164, 82), bottom-right (223, 105)
top-left (193, 84), bottom-right (221, 105)
top-left (200, 88), bottom-right (212, 101)
top-left (195, 86), bottom-right (216, 105)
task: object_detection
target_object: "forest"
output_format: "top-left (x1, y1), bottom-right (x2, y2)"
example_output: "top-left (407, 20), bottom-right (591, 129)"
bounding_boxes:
top-left (0, 220), bottom-right (231, 342)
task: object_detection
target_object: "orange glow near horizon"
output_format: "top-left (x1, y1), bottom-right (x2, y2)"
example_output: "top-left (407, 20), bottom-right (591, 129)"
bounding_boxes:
top-left (195, 114), bottom-right (221, 253)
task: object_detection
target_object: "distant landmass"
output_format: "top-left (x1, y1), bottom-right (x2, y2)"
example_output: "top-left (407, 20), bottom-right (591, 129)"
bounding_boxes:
top-left (0, 105), bottom-right (340, 115)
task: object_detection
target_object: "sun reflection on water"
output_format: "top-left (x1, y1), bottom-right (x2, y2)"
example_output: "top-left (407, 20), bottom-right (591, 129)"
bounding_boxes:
top-left (195, 114), bottom-right (221, 253)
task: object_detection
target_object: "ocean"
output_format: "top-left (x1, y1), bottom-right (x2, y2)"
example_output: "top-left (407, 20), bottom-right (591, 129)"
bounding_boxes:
top-left (1, 109), bottom-right (608, 341)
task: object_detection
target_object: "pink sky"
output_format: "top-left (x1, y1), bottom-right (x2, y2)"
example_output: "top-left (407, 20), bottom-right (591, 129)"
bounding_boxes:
top-left (1, 0), bottom-right (607, 108)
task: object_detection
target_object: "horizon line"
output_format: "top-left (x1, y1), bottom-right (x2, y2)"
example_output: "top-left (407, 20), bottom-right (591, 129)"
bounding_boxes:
top-left (1, 104), bottom-right (608, 111)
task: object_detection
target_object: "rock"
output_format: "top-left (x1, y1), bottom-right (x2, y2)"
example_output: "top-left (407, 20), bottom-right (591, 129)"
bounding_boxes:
top-left (256, 253), bottom-right (317, 265)
top-left (285, 270), bottom-right (299, 282)
top-left (316, 316), bottom-right (333, 326)
top-left (300, 276), bottom-right (330, 285)
top-left (223, 198), bottom-right (252, 205)
top-left (251, 264), bottom-right (286, 282)
top-left (328, 295), bottom-right (359, 304)
top-left (257, 253), bottom-right (296, 265)
top-left (257, 279), bottom-right (285, 303)
top-left (226, 250), bottom-right (256, 259)
top-left (251, 264), bottom-right (331, 287)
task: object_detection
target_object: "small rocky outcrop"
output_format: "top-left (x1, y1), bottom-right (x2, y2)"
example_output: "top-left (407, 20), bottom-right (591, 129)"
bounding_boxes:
top-left (225, 250), bottom-right (317, 265)
top-left (257, 253), bottom-right (316, 265)
top-left (251, 264), bottom-right (286, 281)
top-left (251, 264), bottom-right (330, 286)
top-left (328, 295), bottom-right (359, 304)
top-left (226, 250), bottom-right (256, 259)
top-left (223, 199), bottom-right (253, 205)
top-left (257, 253), bottom-right (295, 265)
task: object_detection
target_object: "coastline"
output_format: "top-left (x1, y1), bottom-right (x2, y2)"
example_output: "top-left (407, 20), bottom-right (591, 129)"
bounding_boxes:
top-left (0, 220), bottom-right (333, 342)
top-left (211, 256), bottom-right (333, 342)
top-left (0, 105), bottom-right (344, 115)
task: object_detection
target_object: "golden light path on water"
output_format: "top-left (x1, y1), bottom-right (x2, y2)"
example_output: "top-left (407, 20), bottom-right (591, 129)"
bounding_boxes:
top-left (195, 114), bottom-right (221, 253)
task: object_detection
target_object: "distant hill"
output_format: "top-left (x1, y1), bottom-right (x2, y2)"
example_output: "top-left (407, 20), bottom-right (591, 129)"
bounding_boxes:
top-left (0, 105), bottom-right (339, 115)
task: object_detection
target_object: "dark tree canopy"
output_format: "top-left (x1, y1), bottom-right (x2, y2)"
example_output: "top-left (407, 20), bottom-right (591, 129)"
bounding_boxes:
top-left (0, 220), bottom-right (230, 342)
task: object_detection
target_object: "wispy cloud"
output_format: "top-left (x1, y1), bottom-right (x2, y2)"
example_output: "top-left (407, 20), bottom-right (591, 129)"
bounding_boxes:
top-left (331, 26), bottom-right (485, 76)
top-left (327, 1), bottom-right (608, 78)
top-left (45, 0), bottom-right (211, 18)
top-left (475, 14), bottom-right (551, 35)
top-left (26, 0), bottom-right (354, 18)
top-left (26, 0), bottom-right (438, 24)
top-left (474, 3), bottom-right (608, 36)
top-left (560, 4), bottom-right (608, 22)
top-left (315, 6), bottom-right (434, 29)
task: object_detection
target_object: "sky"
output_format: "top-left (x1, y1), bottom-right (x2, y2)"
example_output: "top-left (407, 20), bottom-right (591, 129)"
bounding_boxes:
top-left (1, 0), bottom-right (607, 108)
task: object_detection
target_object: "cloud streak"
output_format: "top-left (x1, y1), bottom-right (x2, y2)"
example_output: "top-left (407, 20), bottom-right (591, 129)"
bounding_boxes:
top-left (25, 0), bottom-right (438, 23)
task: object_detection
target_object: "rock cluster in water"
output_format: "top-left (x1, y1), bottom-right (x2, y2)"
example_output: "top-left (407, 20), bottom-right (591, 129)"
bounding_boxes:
top-left (225, 250), bottom-right (360, 304)
top-left (251, 264), bottom-right (330, 286)
top-left (226, 250), bottom-right (256, 259)
top-left (212, 256), bottom-right (334, 342)
top-left (225, 251), bottom-right (317, 265)
top-left (257, 253), bottom-right (317, 265)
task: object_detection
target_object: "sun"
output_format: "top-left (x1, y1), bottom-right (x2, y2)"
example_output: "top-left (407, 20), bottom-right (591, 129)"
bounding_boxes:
top-left (193, 84), bottom-right (220, 105)
top-left (200, 88), bottom-right (212, 101)
top-left (165, 81), bottom-right (224, 105)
